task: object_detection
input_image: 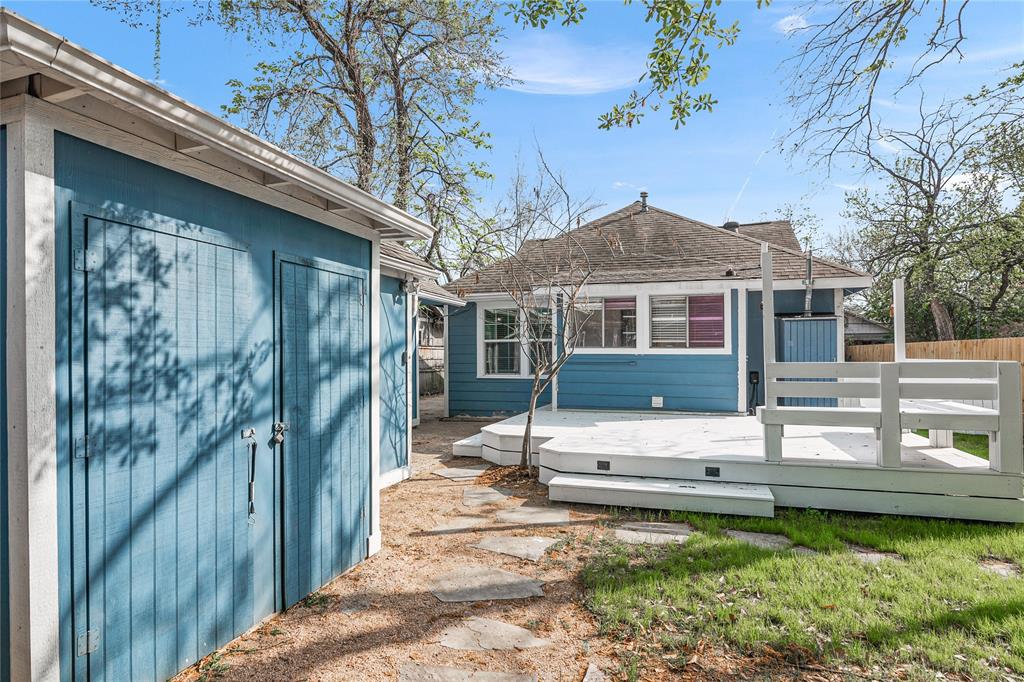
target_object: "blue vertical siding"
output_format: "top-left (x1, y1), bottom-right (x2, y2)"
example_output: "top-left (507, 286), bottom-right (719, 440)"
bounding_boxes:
top-left (380, 276), bottom-right (408, 473)
top-left (412, 310), bottom-right (418, 422)
top-left (0, 123), bottom-right (9, 682)
top-left (745, 289), bottom-right (837, 407)
top-left (776, 317), bottom-right (838, 407)
top-left (447, 303), bottom-right (550, 416)
top-left (53, 132), bottom-right (372, 681)
top-left (557, 290), bottom-right (740, 412)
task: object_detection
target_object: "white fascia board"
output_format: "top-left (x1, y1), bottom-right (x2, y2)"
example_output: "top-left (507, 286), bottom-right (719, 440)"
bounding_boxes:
top-left (379, 253), bottom-right (440, 280)
top-left (419, 289), bottom-right (466, 308)
top-left (0, 9), bottom-right (435, 241)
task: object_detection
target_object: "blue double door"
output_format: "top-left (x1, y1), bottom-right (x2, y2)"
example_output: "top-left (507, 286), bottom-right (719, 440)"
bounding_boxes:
top-left (69, 207), bottom-right (369, 681)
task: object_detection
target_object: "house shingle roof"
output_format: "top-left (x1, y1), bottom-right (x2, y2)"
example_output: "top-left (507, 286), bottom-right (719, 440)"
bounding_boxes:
top-left (380, 241), bottom-right (435, 273)
top-left (446, 202), bottom-right (867, 296)
top-left (735, 220), bottom-right (803, 251)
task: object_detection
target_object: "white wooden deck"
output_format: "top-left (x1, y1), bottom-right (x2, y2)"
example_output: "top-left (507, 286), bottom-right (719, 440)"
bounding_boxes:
top-left (473, 408), bottom-right (1024, 523)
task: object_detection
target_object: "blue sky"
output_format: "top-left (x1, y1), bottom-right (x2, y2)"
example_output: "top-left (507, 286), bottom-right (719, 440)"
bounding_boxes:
top-left (6, 0), bottom-right (1024, 240)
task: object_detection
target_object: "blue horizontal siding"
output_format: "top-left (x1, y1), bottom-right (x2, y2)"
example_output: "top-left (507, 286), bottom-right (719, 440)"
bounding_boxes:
top-left (446, 303), bottom-right (550, 416)
top-left (557, 290), bottom-right (739, 412)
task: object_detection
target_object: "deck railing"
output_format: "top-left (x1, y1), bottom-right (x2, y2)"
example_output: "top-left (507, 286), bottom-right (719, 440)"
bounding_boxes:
top-left (759, 359), bottom-right (1023, 474)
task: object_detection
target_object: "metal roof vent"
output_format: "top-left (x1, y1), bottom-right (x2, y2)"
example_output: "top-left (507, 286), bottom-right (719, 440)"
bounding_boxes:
top-left (640, 191), bottom-right (649, 212)
top-left (723, 221), bottom-right (740, 231)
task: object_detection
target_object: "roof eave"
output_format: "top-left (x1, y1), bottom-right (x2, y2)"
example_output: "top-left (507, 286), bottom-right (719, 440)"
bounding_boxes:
top-left (0, 9), bottom-right (434, 241)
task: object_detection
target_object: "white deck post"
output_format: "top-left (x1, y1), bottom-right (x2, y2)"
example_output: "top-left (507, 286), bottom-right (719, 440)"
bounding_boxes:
top-left (893, 278), bottom-right (906, 362)
top-left (991, 362), bottom-right (1023, 474)
top-left (878, 362), bottom-right (902, 468)
top-left (760, 244), bottom-right (783, 461)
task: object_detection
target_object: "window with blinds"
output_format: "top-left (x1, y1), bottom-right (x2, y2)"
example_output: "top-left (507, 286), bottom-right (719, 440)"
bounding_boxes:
top-left (649, 294), bottom-right (725, 348)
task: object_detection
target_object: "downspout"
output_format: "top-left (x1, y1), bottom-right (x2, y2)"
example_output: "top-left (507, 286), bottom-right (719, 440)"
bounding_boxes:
top-left (802, 250), bottom-right (814, 317)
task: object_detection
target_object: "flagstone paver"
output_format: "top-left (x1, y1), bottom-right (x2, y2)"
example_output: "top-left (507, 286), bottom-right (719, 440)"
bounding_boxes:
top-left (429, 565), bottom-right (545, 602)
top-left (430, 515), bottom-right (489, 532)
top-left (495, 505), bottom-right (571, 526)
top-left (438, 616), bottom-right (552, 651)
top-left (847, 544), bottom-right (902, 564)
top-left (434, 463), bottom-right (492, 481)
top-left (399, 664), bottom-right (537, 681)
top-left (980, 558), bottom-right (1019, 577)
top-left (463, 486), bottom-right (508, 507)
top-left (471, 536), bottom-right (558, 562)
top-left (614, 521), bottom-right (693, 545)
top-left (724, 529), bottom-right (792, 550)
top-left (582, 663), bottom-right (609, 681)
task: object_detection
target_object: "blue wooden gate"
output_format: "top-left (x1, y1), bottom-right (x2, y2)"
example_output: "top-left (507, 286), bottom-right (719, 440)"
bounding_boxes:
top-left (70, 206), bottom-right (256, 681)
top-left (380, 276), bottom-right (408, 475)
top-left (776, 316), bottom-right (838, 407)
top-left (278, 255), bottom-right (369, 608)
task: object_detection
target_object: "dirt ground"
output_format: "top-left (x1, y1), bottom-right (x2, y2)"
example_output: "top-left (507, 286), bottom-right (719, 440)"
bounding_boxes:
top-left (176, 395), bottom-right (859, 682)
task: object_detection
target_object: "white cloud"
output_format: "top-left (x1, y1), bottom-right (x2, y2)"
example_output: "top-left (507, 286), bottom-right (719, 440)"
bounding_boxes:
top-left (876, 137), bottom-right (901, 154)
top-left (774, 14), bottom-right (808, 35)
top-left (502, 33), bottom-right (644, 96)
top-left (834, 183), bottom-right (864, 192)
top-left (961, 43), bottom-right (1024, 65)
top-left (612, 181), bottom-right (647, 191)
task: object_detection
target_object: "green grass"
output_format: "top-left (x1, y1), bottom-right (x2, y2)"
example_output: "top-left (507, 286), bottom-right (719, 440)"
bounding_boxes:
top-left (583, 509), bottom-right (1024, 680)
top-left (912, 429), bottom-right (990, 459)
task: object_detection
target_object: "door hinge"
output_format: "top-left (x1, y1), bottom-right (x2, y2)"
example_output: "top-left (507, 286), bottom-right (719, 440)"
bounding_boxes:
top-left (74, 434), bottom-right (92, 459)
top-left (77, 629), bottom-right (99, 656)
top-left (74, 248), bottom-right (100, 273)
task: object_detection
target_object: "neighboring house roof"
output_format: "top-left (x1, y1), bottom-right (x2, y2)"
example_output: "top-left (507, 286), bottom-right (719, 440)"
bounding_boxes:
top-left (378, 243), bottom-right (466, 306)
top-left (446, 201), bottom-right (869, 296)
top-left (735, 220), bottom-right (803, 251)
top-left (845, 312), bottom-right (890, 341)
top-left (0, 9), bottom-right (433, 241)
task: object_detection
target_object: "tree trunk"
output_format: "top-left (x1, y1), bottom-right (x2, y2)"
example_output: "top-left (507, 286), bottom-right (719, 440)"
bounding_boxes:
top-left (521, 390), bottom-right (538, 470)
top-left (930, 296), bottom-right (956, 340)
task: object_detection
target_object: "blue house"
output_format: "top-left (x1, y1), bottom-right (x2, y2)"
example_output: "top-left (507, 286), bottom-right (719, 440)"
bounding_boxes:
top-left (444, 198), bottom-right (871, 417)
top-left (0, 11), bottom-right (439, 682)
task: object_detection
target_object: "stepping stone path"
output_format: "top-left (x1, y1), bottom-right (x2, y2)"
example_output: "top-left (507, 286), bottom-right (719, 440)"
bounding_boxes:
top-left (495, 505), bottom-right (571, 526)
top-left (614, 521), bottom-right (692, 545)
top-left (430, 565), bottom-right (545, 602)
top-left (582, 663), bottom-right (609, 681)
top-left (438, 617), bottom-right (551, 651)
top-left (430, 515), bottom-right (489, 533)
top-left (463, 486), bottom-right (508, 507)
top-left (791, 545), bottom-right (819, 556)
top-left (724, 529), bottom-right (792, 550)
top-left (847, 544), bottom-right (902, 565)
top-left (434, 463), bottom-right (491, 481)
top-left (980, 558), bottom-right (1020, 577)
top-left (471, 536), bottom-right (558, 562)
top-left (399, 664), bottom-right (536, 682)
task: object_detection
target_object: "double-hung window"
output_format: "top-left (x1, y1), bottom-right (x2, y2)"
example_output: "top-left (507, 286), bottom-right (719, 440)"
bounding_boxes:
top-left (482, 306), bottom-right (554, 376)
top-left (573, 297), bottom-right (637, 348)
top-left (483, 308), bottom-right (520, 375)
top-left (649, 294), bottom-right (725, 348)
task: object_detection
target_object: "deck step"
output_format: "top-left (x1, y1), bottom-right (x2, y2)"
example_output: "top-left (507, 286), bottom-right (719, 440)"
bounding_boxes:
top-left (548, 473), bottom-right (776, 518)
top-left (452, 433), bottom-right (484, 458)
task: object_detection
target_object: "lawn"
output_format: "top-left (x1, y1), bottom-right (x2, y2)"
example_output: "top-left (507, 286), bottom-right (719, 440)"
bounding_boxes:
top-left (583, 509), bottom-right (1023, 680)
top-left (912, 429), bottom-right (990, 459)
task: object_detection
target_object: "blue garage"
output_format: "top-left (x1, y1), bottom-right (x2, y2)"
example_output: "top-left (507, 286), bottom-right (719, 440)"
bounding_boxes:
top-left (1, 11), bottom-right (436, 682)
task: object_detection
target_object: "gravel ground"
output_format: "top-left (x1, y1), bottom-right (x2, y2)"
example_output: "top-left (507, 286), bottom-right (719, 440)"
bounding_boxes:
top-left (177, 396), bottom-right (618, 681)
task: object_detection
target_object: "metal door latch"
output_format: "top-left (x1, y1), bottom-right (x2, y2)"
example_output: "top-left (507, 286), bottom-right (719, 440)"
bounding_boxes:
top-left (77, 629), bottom-right (99, 656)
top-left (242, 428), bottom-right (258, 523)
top-left (270, 422), bottom-right (289, 445)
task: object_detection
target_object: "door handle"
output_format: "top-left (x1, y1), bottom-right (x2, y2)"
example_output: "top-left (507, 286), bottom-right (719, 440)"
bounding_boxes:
top-left (241, 428), bottom-right (257, 524)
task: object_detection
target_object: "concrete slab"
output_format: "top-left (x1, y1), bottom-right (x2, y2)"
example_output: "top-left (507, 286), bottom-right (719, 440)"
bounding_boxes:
top-left (847, 544), bottom-right (902, 565)
top-left (438, 617), bottom-right (551, 651)
top-left (430, 515), bottom-right (489, 532)
top-left (582, 663), bottom-right (609, 681)
top-left (471, 536), bottom-right (558, 562)
top-left (614, 521), bottom-right (693, 545)
top-left (724, 529), bottom-right (792, 550)
top-left (434, 463), bottom-right (491, 481)
top-left (495, 505), bottom-right (571, 526)
top-left (429, 565), bottom-right (545, 602)
top-left (463, 486), bottom-right (508, 507)
top-left (399, 664), bottom-right (537, 682)
top-left (980, 558), bottom-right (1020, 577)
top-left (453, 433), bottom-right (485, 458)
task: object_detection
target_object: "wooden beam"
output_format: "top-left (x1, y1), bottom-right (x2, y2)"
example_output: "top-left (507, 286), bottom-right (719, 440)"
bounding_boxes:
top-left (264, 174), bottom-right (293, 189)
top-left (893, 278), bottom-right (906, 362)
top-left (326, 199), bottom-right (352, 213)
top-left (39, 77), bottom-right (84, 104)
top-left (173, 133), bottom-right (210, 154)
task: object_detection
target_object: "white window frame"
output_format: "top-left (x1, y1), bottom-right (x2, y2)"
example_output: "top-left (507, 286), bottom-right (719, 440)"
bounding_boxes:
top-left (571, 296), bottom-right (638, 351)
top-left (476, 300), bottom-right (556, 379)
top-left (568, 282), bottom-right (733, 356)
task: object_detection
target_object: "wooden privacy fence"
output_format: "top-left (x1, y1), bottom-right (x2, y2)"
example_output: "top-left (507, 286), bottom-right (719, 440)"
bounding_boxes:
top-left (847, 337), bottom-right (1024, 415)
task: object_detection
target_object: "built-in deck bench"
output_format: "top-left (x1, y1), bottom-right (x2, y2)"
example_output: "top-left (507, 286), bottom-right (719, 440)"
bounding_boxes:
top-left (757, 360), bottom-right (1022, 474)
